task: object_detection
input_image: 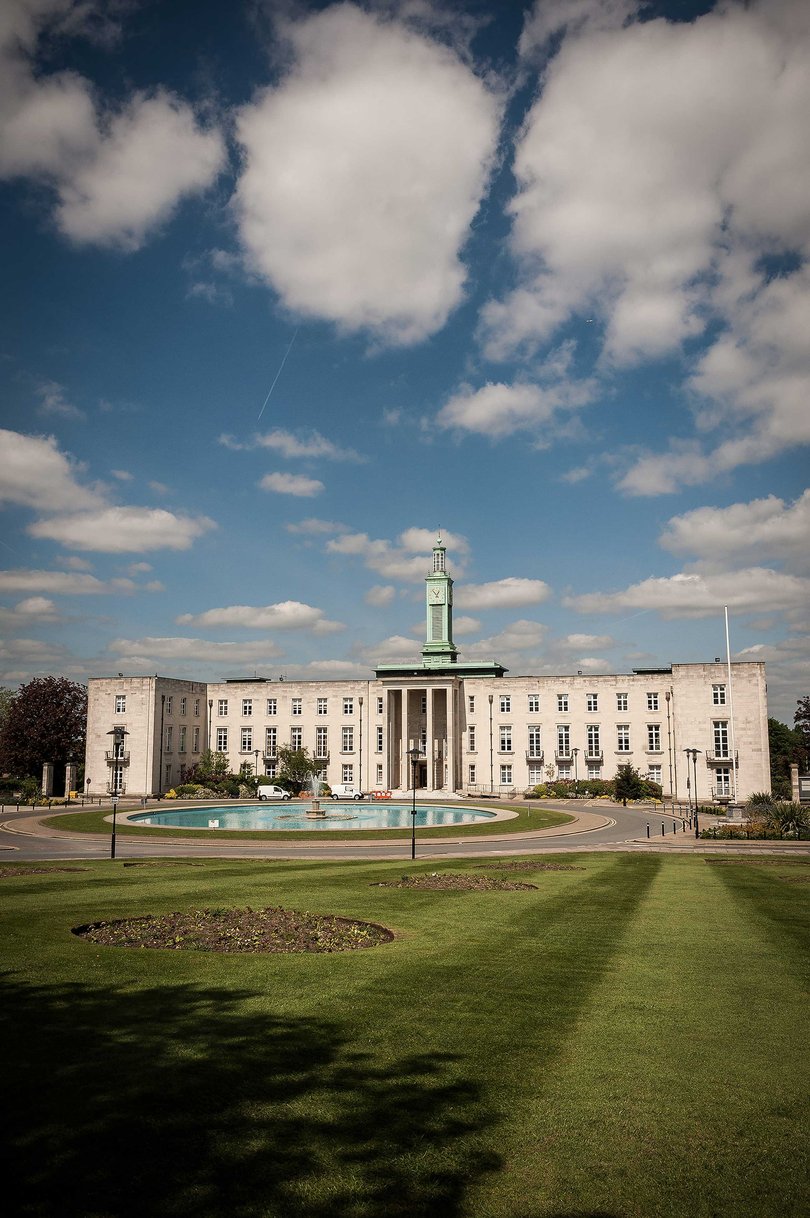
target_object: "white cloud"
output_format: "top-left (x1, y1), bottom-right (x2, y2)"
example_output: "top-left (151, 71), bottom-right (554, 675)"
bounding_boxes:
top-left (397, 527), bottom-right (469, 555)
top-left (483, 0), bottom-right (810, 481)
top-left (0, 428), bottom-right (102, 512)
top-left (456, 578), bottom-right (552, 610)
top-left (177, 601), bottom-right (343, 634)
top-left (234, 2), bottom-right (501, 344)
top-left (452, 615), bottom-right (481, 636)
top-left (463, 619), bottom-right (548, 655)
top-left (0, 8), bottom-right (224, 249)
top-left (326, 529), bottom-right (456, 583)
top-left (365, 585), bottom-right (396, 607)
top-left (564, 567), bottom-right (810, 619)
top-left (220, 429), bottom-right (363, 462)
top-left (0, 596), bottom-right (60, 628)
top-left (0, 569), bottom-right (114, 595)
top-left (108, 637), bottom-right (284, 664)
top-left (355, 634), bottom-right (420, 664)
top-left (659, 490), bottom-right (810, 569)
top-left (111, 469), bottom-right (133, 482)
top-left (28, 507), bottom-right (216, 552)
top-left (35, 379), bottom-right (86, 421)
top-left (285, 518), bottom-right (347, 536)
top-left (437, 377), bottom-right (595, 440)
top-left (259, 472), bottom-right (324, 497)
top-left (558, 633), bottom-right (614, 650)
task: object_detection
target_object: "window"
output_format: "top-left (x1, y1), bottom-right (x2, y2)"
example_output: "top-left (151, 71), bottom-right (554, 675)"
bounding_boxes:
top-left (290, 727), bottom-right (302, 750)
top-left (528, 764), bottom-right (543, 784)
top-left (291, 698), bottom-right (302, 716)
top-left (376, 764), bottom-right (384, 785)
top-left (468, 695), bottom-right (475, 714)
top-left (165, 764), bottom-right (172, 786)
top-left (242, 698), bottom-right (252, 717)
top-left (218, 699), bottom-right (228, 716)
top-left (587, 764), bottom-right (602, 779)
top-left (317, 698), bottom-right (328, 715)
top-left (342, 726), bottom-right (354, 752)
top-left (647, 692), bottom-right (659, 711)
top-left (468, 764), bottom-right (476, 784)
top-left (647, 724), bottom-right (661, 752)
top-left (266, 698), bottom-right (277, 715)
top-left (194, 698), bottom-right (200, 716)
top-left (557, 724), bottom-right (570, 756)
top-left (528, 694), bottom-right (540, 713)
top-left (500, 764), bottom-right (513, 785)
top-left (715, 767), bottom-right (731, 796)
top-left (165, 726), bottom-right (173, 752)
top-left (240, 727), bottom-right (252, 752)
top-left (557, 694), bottom-right (569, 712)
top-left (375, 725), bottom-right (383, 752)
top-left (265, 727), bottom-right (277, 755)
top-left (713, 720), bottom-right (729, 758)
top-left (468, 725), bottom-right (476, 751)
top-left (180, 697), bottom-right (187, 716)
top-left (617, 725), bottom-right (631, 752)
top-left (376, 696), bottom-right (384, 715)
top-left (216, 727), bottom-right (228, 752)
top-left (316, 727), bottom-right (328, 757)
top-left (500, 695), bottom-right (511, 713)
top-left (586, 724), bottom-right (600, 756)
top-left (343, 698), bottom-right (354, 715)
top-left (499, 726), bottom-right (512, 752)
top-left (616, 692), bottom-right (628, 711)
top-left (712, 684), bottom-right (727, 705)
top-left (420, 695), bottom-right (427, 714)
top-left (115, 695), bottom-right (126, 713)
top-left (648, 765), bottom-right (662, 784)
top-left (178, 725), bottom-right (187, 753)
top-left (342, 764), bottom-right (353, 783)
top-left (165, 696), bottom-right (173, 715)
top-left (528, 726), bottom-right (543, 758)
top-left (586, 693), bottom-right (598, 712)
top-left (266, 763), bottom-right (277, 779)
top-left (192, 726), bottom-right (200, 752)
top-left (558, 764), bottom-right (571, 778)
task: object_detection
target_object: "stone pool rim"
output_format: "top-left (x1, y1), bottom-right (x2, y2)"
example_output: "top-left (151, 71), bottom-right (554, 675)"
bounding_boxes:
top-left (119, 800), bottom-right (518, 833)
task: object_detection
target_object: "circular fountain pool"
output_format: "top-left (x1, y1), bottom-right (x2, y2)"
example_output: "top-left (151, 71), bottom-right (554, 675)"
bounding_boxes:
top-left (129, 803), bottom-right (498, 832)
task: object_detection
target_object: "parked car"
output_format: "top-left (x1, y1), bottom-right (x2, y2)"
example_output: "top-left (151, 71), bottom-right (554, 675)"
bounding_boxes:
top-left (330, 784), bottom-right (366, 801)
top-left (257, 784), bottom-right (292, 801)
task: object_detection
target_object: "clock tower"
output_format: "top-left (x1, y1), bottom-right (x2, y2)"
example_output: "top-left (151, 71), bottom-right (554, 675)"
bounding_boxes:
top-left (422, 534), bottom-right (457, 667)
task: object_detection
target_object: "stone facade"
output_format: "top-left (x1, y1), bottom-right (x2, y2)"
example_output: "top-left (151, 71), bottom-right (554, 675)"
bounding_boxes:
top-left (84, 541), bottom-right (770, 803)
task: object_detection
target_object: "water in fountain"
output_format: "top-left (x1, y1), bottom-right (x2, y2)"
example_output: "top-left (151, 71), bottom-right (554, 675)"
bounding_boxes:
top-left (306, 772), bottom-right (325, 816)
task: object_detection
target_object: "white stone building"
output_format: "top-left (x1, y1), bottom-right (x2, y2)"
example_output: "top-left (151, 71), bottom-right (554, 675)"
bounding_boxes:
top-left (84, 538), bottom-right (770, 804)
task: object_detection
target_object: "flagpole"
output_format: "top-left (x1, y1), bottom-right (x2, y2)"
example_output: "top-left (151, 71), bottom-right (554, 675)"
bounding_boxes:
top-left (724, 606), bottom-right (738, 804)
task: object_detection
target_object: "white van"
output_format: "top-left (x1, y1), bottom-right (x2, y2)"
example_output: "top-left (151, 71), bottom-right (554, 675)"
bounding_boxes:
top-left (257, 784), bottom-right (292, 801)
top-left (330, 784), bottom-right (366, 801)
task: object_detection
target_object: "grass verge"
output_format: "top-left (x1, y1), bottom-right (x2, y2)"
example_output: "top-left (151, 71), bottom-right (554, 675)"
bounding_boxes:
top-left (2, 852), bottom-right (807, 1217)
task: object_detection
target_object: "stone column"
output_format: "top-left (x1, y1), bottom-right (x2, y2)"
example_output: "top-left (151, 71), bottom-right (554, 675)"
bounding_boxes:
top-left (791, 763), bottom-right (799, 802)
top-left (64, 762), bottom-right (78, 799)
top-left (42, 762), bottom-right (54, 797)
top-left (426, 688), bottom-right (435, 789)
top-left (400, 689), bottom-right (410, 791)
top-left (446, 685), bottom-right (456, 793)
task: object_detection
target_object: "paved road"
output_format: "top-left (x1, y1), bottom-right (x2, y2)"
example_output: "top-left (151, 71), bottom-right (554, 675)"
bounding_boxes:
top-left (2, 801), bottom-right (806, 861)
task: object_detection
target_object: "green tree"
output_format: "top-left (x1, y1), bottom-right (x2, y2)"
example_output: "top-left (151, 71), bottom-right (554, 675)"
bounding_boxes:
top-left (0, 677), bottom-right (87, 779)
top-left (613, 764), bottom-right (645, 806)
top-left (277, 745), bottom-right (317, 793)
top-left (768, 717), bottom-right (804, 797)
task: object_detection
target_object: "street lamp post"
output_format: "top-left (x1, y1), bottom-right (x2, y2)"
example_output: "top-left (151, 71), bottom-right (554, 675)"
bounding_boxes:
top-left (207, 698), bottom-right (213, 751)
top-left (106, 726), bottom-right (128, 859)
top-left (359, 696), bottom-right (364, 793)
top-left (488, 694), bottom-right (494, 794)
top-left (684, 749), bottom-right (703, 838)
top-left (408, 745), bottom-right (424, 861)
top-left (572, 747), bottom-right (579, 799)
top-left (254, 748), bottom-right (260, 784)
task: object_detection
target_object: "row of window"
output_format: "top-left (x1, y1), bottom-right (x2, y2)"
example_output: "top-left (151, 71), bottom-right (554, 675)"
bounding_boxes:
top-left (467, 720), bottom-right (733, 757)
top-left (467, 686), bottom-right (726, 716)
top-left (116, 686), bottom-right (731, 718)
top-left (209, 725), bottom-right (383, 756)
top-left (162, 725), bottom-right (201, 753)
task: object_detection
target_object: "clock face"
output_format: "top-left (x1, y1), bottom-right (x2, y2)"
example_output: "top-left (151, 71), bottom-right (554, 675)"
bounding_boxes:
top-left (430, 586), bottom-right (445, 604)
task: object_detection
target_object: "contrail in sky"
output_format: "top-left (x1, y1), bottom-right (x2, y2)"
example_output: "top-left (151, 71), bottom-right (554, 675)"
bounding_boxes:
top-left (257, 326), bottom-right (300, 422)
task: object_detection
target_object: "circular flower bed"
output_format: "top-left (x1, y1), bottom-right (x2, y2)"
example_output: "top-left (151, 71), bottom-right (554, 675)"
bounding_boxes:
top-left (72, 906), bottom-right (394, 953)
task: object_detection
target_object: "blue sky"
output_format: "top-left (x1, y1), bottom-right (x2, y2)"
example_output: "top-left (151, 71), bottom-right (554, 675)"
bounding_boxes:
top-left (0, 0), bottom-right (808, 723)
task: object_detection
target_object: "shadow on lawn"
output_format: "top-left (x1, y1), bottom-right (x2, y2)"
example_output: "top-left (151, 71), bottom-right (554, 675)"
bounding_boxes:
top-left (1, 976), bottom-right (499, 1218)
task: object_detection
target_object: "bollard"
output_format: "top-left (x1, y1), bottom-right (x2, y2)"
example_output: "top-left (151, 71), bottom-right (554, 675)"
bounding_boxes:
top-left (661, 822), bottom-right (665, 836)
top-left (673, 821), bottom-right (677, 834)
top-left (646, 823), bottom-right (650, 838)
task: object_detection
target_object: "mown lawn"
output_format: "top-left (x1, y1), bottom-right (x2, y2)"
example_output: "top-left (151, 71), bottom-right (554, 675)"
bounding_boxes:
top-left (1, 852), bottom-right (807, 1217)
